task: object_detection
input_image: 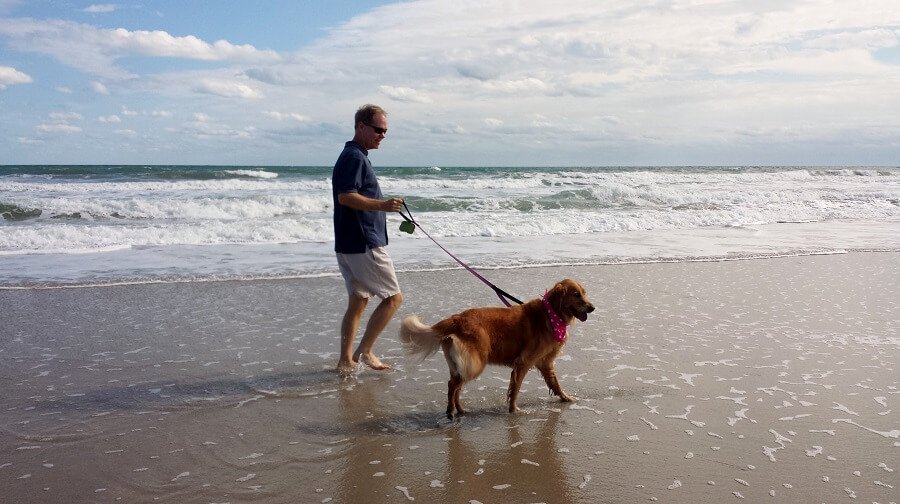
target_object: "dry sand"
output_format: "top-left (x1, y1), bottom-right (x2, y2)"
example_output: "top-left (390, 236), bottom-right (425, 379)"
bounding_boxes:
top-left (1, 253), bottom-right (897, 503)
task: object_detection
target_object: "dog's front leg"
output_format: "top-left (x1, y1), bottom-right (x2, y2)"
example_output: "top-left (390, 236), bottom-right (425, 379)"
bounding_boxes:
top-left (507, 362), bottom-right (530, 413)
top-left (538, 362), bottom-right (573, 402)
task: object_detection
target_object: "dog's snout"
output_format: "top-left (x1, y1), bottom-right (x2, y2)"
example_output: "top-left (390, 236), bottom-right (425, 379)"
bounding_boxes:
top-left (586, 304), bottom-right (595, 313)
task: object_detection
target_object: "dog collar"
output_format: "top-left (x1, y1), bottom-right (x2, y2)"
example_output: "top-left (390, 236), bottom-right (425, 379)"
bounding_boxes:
top-left (542, 291), bottom-right (567, 342)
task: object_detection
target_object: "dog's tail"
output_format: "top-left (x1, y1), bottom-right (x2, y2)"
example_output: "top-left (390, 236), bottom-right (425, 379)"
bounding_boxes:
top-left (399, 314), bottom-right (444, 360)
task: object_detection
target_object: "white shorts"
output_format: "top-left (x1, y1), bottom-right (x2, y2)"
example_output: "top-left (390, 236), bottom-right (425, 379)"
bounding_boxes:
top-left (336, 247), bottom-right (401, 299)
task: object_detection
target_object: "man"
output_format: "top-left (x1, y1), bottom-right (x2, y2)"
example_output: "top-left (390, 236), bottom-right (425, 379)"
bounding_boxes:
top-left (332, 104), bottom-right (404, 375)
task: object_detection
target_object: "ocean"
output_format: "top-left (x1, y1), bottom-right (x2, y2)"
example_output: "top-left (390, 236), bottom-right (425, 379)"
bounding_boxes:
top-left (1, 165), bottom-right (898, 288)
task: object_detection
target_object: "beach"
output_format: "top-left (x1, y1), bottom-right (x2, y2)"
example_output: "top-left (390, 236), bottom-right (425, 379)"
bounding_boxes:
top-left (1, 252), bottom-right (897, 503)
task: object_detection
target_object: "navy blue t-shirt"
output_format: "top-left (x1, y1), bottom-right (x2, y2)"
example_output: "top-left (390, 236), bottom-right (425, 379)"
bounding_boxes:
top-left (332, 141), bottom-right (388, 253)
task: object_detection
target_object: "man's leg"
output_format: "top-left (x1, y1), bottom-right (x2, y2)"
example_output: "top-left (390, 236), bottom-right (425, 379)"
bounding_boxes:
top-left (354, 292), bottom-right (403, 370)
top-left (337, 293), bottom-right (368, 373)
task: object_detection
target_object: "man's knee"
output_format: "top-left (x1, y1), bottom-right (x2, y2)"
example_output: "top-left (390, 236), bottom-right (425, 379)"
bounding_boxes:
top-left (386, 291), bottom-right (403, 309)
top-left (347, 294), bottom-right (368, 312)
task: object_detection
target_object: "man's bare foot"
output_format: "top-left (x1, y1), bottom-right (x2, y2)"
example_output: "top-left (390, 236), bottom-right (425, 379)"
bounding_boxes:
top-left (336, 359), bottom-right (358, 377)
top-left (357, 353), bottom-right (391, 371)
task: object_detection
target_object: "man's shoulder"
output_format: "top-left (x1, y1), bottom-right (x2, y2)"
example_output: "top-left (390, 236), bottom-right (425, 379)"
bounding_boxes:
top-left (339, 141), bottom-right (367, 158)
top-left (336, 142), bottom-right (370, 168)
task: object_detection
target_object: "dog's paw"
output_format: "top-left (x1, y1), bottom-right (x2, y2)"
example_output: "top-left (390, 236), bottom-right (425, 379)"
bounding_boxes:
top-left (559, 393), bottom-right (574, 402)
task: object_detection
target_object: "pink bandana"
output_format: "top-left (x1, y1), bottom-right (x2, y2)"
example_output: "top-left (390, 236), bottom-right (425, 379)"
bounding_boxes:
top-left (542, 291), bottom-right (567, 342)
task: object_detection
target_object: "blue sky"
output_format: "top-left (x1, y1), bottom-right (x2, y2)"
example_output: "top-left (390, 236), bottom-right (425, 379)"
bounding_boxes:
top-left (1, 1), bottom-right (898, 166)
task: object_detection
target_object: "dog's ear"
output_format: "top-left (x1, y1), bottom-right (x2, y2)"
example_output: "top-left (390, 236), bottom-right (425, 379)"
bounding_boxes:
top-left (548, 280), bottom-right (572, 318)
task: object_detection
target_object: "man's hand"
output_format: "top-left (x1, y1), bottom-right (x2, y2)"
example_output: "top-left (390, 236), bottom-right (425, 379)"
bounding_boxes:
top-left (382, 198), bottom-right (404, 212)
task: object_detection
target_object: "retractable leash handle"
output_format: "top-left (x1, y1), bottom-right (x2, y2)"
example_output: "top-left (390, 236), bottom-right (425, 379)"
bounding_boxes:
top-left (398, 202), bottom-right (416, 234)
top-left (397, 202), bottom-right (523, 307)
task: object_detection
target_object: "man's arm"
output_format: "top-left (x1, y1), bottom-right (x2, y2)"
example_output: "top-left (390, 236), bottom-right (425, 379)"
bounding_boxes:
top-left (338, 192), bottom-right (404, 212)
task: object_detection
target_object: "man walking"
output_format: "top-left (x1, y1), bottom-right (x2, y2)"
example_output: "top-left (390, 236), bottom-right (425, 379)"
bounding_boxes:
top-left (332, 104), bottom-right (403, 375)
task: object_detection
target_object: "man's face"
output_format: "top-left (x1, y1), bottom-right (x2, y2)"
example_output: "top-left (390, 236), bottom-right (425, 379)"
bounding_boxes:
top-left (357, 112), bottom-right (388, 150)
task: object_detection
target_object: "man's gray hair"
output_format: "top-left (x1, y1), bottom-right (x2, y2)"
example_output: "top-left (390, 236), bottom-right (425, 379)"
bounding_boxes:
top-left (355, 104), bottom-right (386, 127)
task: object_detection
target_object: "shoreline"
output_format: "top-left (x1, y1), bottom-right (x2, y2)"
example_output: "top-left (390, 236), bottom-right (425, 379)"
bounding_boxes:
top-left (1, 252), bottom-right (897, 503)
top-left (2, 245), bottom-right (898, 291)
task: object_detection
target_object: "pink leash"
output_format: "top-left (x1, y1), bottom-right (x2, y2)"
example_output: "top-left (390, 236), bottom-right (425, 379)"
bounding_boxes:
top-left (399, 202), bottom-right (523, 307)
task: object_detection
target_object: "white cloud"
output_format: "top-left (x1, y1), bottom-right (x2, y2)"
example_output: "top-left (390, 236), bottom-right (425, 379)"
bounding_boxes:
top-left (106, 27), bottom-right (281, 62)
top-left (482, 78), bottom-right (549, 94)
top-left (90, 81), bottom-right (109, 94)
top-left (83, 4), bottom-right (117, 13)
top-left (98, 114), bottom-right (121, 123)
top-left (194, 79), bottom-right (261, 99)
top-left (36, 123), bottom-right (82, 133)
top-left (263, 111), bottom-right (310, 121)
top-left (121, 105), bottom-right (138, 116)
top-left (55, 86), bottom-right (73, 94)
top-left (428, 124), bottom-right (467, 135)
top-left (0, 18), bottom-right (282, 80)
top-left (147, 110), bottom-right (173, 117)
top-left (183, 114), bottom-right (254, 139)
top-left (37, 111), bottom-right (83, 135)
top-left (114, 128), bottom-right (137, 137)
top-left (378, 85), bottom-right (432, 103)
top-left (49, 112), bottom-right (82, 121)
top-left (3, 0), bottom-right (900, 164)
top-left (803, 28), bottom-right (900, 51)
top-left (715, 49), bottom-right (893, 77)
top-left (531, 114), bottom-right (553, 128)
top-left (598, 115), bottom-right (623, 125)
top-left (319, 0), bottom-right (896, 164)
top-left (243, 67), bottom-right (312, 86)
top-left (0, 65), bottom-right (31, 89)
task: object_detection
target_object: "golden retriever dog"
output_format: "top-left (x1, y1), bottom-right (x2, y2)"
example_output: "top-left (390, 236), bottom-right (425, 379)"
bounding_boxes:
top-left (400, 279), bottom-right (594, 419)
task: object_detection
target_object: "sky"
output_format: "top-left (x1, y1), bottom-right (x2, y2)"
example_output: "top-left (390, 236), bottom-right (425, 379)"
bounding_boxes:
top-left (1, 1), bottom-right (898, 167)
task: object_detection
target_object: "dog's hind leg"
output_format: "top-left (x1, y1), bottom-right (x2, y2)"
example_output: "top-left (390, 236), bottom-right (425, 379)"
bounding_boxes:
top-left (447, 373), bottom-right (465, 419)
top-left (442, 339), bottom-right (466, 419)
top-left (537, 361), bottom-right (573, 402)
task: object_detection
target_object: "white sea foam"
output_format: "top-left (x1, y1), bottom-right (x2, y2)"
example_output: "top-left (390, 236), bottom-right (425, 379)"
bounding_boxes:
top-left (2, 166), bottom-right (898, 286)
top-left (223, 169), bottom-right (278, 179)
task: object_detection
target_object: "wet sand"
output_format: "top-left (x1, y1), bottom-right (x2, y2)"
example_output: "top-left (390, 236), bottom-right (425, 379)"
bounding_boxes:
top-left (1, 253), bottom-right (897, 503)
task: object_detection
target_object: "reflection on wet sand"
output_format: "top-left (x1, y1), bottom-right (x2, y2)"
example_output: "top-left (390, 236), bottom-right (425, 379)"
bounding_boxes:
top-left (334, 375), bottom-right (401, 503)
top-left (440, 410), bottom-right (575, 502)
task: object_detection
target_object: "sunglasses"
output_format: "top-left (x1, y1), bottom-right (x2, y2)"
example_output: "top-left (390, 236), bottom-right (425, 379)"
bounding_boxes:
top-left (364, 122), bottom-right (388, 135)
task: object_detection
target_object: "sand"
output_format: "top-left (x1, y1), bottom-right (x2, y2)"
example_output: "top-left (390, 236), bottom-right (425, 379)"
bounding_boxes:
top-left (1, 253), bottom-right (897, 503)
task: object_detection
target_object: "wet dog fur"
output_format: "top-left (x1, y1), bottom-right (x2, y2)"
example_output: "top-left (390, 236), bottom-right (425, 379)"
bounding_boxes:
top-left (400, 279), bottom-right (594, 418)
